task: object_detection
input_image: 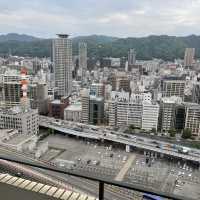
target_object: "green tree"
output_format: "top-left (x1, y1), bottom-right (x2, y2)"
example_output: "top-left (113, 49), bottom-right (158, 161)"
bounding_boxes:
top-left (151, 128), bottom-right (157, 134)
top-left (182, 128), bottom-right (192, 139)
top-left (169, 128), bottom-right (176, 137)
top-left (129, 125), bottom-right (135, 130)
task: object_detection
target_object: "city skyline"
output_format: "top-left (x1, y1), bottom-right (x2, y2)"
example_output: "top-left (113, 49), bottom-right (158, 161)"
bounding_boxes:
top-left (0, 0), bottom-right (200, 38)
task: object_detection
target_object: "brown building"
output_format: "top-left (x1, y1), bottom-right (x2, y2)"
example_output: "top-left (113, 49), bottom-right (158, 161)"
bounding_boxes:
top-left (48, 97), bottom-right (69, 119)
top-left (111, 72), bottom-right (130, 92)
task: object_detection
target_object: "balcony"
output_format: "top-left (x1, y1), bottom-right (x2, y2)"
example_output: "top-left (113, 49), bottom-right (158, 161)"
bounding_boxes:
top-left (0, 156), bottom-right (191, 200)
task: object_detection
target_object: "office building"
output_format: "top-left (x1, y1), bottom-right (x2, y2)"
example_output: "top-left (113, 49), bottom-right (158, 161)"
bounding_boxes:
top-left (128, 49), bottom-right (136, 66)
top-left (159, 97), bottom-right (182, 132)
top-left (81, 89), bottom-right (90, 124)
top-left (174, 104), bottom-right (186, 131)
top-left (192, 82), bottom-right (200, 104)
top-left (64, 102), bottom-right (82, 122)
top-left (52, 34), bottom-right (73, 98)
top-left (81, 89), bottom-right (104, 125)
top-left (161, 76), bottom-right (186, 99)
top-left (48, 97), bottom-right (69, 119)
top-left (90, 83), bottom-right (105, 97)
top-left (184, 48), bottom-right (195, 67)
top-left (0, 106), bottom-right (39, 135)
top-left (184, 103), bottom-right (200, 136)
top-left (108, 91), bottom-right (143, 127)
top-left (29, 82), bottom-right (48, 115)
top-left (79, 42), bottom-right (87, 80)
top-left (111, 72), bottom-right (130, 92)
top-left (142, 102), bottom-right (159, 131)
top-left (89, 96), bottom-right (104, 125)
top-left (2, 70), bottom-right (22, 106)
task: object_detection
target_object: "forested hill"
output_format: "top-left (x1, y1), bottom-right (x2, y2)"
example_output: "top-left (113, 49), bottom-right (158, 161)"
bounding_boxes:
top-left (0, 33), bottom-right (199, 61)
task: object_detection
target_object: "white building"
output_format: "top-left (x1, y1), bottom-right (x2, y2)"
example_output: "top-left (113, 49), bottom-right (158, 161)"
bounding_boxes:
top-left (81, 89), bottom-right (90, 124)
top-left (64, 102), bottom-right (82, 122)
top-left (52, 34), bottom-right (73, 98)
top-left (142, 102), bottom-right (159, 131)
top-left (0, 106), bottom-right (39, 135)
top-left (108, 91), bottom-right (143, 127)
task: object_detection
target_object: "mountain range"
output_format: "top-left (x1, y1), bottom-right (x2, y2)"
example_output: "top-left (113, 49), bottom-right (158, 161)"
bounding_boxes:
top-left (0, 33), bottom-right (199, 61)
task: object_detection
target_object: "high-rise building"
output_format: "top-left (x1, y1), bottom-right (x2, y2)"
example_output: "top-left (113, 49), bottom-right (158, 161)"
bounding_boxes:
top-left (89, 96), bottom-right (104, 125)
top-left (184, 48), bottom-right (195, 67)
top-left (0, 106), bottom-right (39, 135)
top-left (161, 76), bottom-right (186, 99)
top-left (128, 49), bottom-right (136, 66)
top-left (174, 104), bottom-right (185, 131)
top-left (90, 83), bottom-right (105, 97)
top-left (142, 102), bottom-right (159, 131)
top-left (184, 103), bottom-right (200, 136)
top-left (111, 72), bottom-right (130, 92)
top-left (29, 82), bottom-right (49, 115)
top-left (2, 70), bottom-right (22, 107)
top-left (192, 82), bottom-right (200, 104)
top-left (52, 34), bottom-right (73, 98)
top-left (79, 43), bottom-right (87, 80)
top-left (159, 97), bottom-right (182, 132)
top-left (81, 89), bottom-right (104, 125)
top-left (108, 91), bottom-right (153, 128)
top-left (81, 89), bottom-right (90, 124)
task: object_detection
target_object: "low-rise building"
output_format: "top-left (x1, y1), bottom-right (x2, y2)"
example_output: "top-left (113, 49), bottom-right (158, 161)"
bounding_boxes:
top-left (0, 106), bottom-right (39, 135)
top-left (64, 102), bottom-right (82, 122)
top-left (48, 97), bottom-right (69, 119)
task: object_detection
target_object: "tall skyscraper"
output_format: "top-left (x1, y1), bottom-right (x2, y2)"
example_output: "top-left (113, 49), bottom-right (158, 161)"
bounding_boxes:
top-left (52, 34), bottom-right (73, 98)
top-left (128, 49), bottom-right (136, 66)
top-left (79, 42), bottom-right (87, 80)
top-left (184, 48), bottom-right (195, 67)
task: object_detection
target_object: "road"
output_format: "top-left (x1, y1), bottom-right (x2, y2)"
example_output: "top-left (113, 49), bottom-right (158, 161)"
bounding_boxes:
top-left (39, 116), bottom-right (200, 163)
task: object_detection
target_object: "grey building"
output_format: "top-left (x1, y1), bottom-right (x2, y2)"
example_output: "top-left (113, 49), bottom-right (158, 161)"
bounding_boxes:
top-left (161, 76), bottom-right (186, 99)
top-left (184, 48), bottom-right (195, 67)
top-left (184, 103), bottom-right (200, 136)
top-left (159, 97), bottom-right (182, 132)
top-left (28, 82), bottom-right (48, 115)
top-left (0, 106), bottom-right (39, 135)
top-left (2, 70), bottom-right (22, 107)
top-left (79, 42), bottom-right (87, 80)
top-left (89, 96), bottom-right (104, 125)
top-left (52, 34), bottom-right (73, 98)
top-left (192, 82), bottom-right (200, 104)
top-left (128, 49), bottom-right (136, 66)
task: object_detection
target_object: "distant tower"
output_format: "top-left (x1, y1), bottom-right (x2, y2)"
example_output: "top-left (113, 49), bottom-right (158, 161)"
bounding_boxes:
top-left (184, 48), bottom-right (195, 67)
top-left (128, 49), bottom-right (136, 66)
top-left (79, 42), bottom-right (87, 81)
top-left (52, 34), bottom-right (73, 98)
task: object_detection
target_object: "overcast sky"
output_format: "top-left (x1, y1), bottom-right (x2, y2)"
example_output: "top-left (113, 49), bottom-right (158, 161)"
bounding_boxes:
top-left (0, 0), bottom-right (200, 38)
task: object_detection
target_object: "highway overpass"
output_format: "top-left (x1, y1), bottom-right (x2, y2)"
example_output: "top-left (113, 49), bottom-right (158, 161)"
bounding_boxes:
top-left (39, 116), bottom-right (200, 163)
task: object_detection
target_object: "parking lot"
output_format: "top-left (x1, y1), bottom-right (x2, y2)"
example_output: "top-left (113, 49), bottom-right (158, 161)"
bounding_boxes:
top-left (41, 133), bottom-right (200, 199)
top-left (42, 134), bottom-right (131, 179)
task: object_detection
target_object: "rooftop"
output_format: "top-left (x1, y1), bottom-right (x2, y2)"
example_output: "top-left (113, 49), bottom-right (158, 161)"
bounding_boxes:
top-left (65, 103), bottom-right (82, 112)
